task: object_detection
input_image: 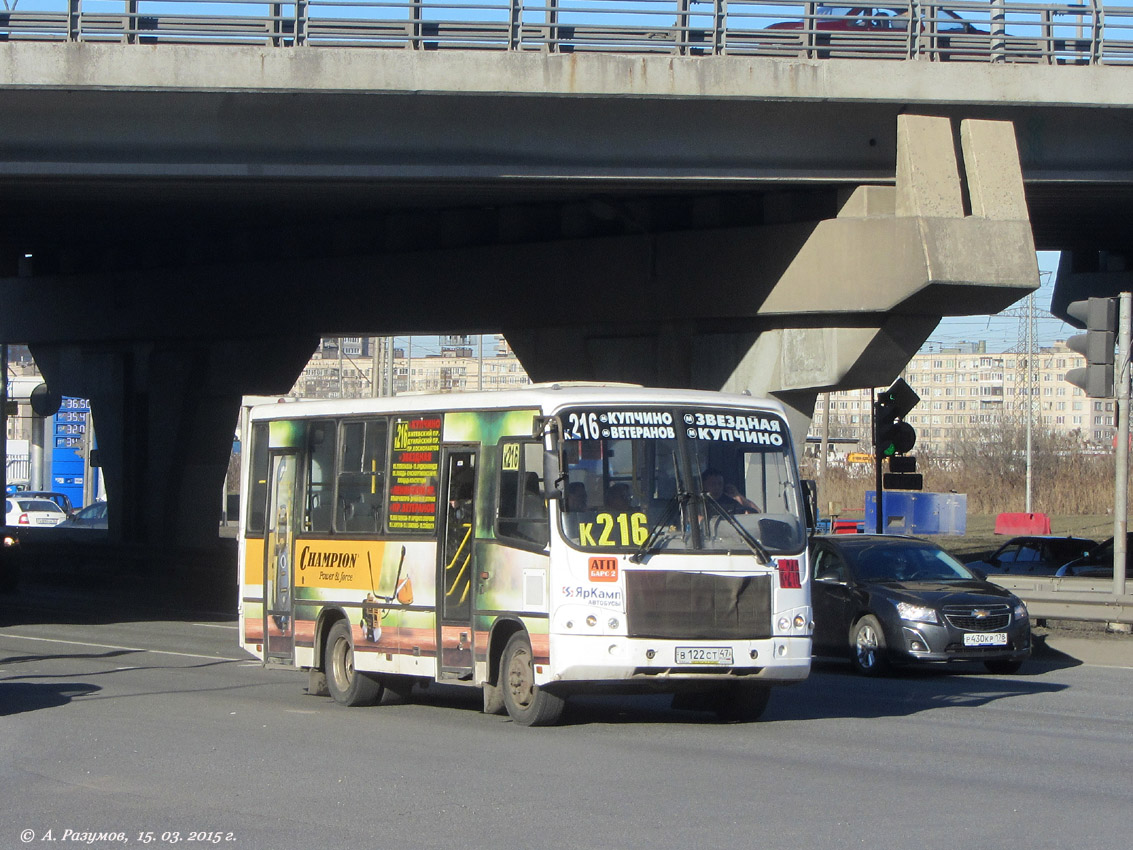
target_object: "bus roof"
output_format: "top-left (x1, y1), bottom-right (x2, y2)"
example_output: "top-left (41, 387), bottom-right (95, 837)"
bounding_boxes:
top-left (242, 385), bottom-right (790, 422)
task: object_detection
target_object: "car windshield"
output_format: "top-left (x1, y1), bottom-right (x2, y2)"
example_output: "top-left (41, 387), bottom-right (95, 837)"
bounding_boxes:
top-left (558, 405), bottom-right (805, 556)
top-left (17, 499), bottom-right (63, 513)
top-left (846, 542), bottom-right (976, 583)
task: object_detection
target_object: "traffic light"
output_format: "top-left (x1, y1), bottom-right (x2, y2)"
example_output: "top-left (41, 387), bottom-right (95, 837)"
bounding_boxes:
top-left (876, 378), bottom-right (922, 491)
top-left (1065, 297), bottom-right (1116, 398)
top-left (885, 454), bottom-right (922, 491)
top-left (874, 378), bottom-right (920, 457)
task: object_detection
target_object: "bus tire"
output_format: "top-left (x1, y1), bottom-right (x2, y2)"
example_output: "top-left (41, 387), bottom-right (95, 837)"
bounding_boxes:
top-left (714, 682), bottom-right (772, 722)
top-left (482, 681), bottom-right (506, 715)
top-left (325, 620), bottom-right (383, 707)
top-left (500, 632), bottom-right (565, 727)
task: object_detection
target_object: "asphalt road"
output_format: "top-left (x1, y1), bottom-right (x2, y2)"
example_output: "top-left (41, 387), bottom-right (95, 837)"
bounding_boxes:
top-left (2, 575), bottom-right (1131, 850)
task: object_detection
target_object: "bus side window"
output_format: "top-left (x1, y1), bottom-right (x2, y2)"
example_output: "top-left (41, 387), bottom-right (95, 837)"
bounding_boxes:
top-left (336, 418), bottom-right (388, 533)
top-left (247, 423), bottom-right (269, 535)
top-left (496, 442), bottom-right (548, 548)
top-left (305, 421), bottom-right (336, 533)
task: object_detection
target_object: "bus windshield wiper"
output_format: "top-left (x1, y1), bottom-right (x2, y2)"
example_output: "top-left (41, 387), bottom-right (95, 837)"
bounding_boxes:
top-left (703, 494), bottom-right (772, 565)
top-left (629, 492), bottom-right (687, 564)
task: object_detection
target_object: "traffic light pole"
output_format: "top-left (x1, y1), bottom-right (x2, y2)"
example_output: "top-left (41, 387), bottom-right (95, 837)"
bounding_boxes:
top-left (873, 388), bottom-right (883, 534)
top-left (1114, 293), bottom-right (1130, 598)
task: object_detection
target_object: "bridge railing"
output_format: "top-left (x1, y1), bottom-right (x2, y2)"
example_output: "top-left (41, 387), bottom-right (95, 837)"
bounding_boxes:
top-left (1, 1), bottom-right (1130, 64)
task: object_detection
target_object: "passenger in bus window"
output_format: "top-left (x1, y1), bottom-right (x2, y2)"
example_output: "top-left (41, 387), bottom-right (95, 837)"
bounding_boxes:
top-left (565, 481), bottom-right (588, 512)
top-left (703, 469), bottom-right (761, 514)
top-left (606, 482), bottom-right (634, 513)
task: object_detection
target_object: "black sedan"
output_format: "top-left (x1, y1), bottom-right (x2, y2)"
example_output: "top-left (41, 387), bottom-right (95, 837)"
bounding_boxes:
top-left (966, 535), bottom-right (1095, 576)
top-left (1055, 533), bottom-right (1133, 578)
top-left (810, 535), bottom-right (1031, 676)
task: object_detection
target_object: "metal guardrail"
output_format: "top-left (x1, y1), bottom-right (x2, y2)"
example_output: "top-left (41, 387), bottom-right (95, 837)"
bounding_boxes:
top-left (991, 574), bottom-right (1133, 623)
top-left (0, 1), bottom-right (1130, 64)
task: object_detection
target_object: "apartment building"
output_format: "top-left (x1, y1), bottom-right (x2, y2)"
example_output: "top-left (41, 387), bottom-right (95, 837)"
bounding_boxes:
top-left (289, 335), bottom-right (531, 399)
top-left (809, 341), bottom-right (1115, 456)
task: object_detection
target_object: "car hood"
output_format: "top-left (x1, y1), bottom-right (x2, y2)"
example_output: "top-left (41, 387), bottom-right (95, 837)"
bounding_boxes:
top-left (866, 580), bottom-right (1017, 606)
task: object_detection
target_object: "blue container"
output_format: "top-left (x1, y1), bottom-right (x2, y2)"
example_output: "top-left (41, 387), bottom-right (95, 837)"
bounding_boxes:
top-left (864, 491), bottom-right (967, 536)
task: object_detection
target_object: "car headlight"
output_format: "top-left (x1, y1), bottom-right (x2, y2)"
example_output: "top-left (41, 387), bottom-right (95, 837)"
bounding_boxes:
top-left (896, 601), bottom-right (939, 624)
top-left (1014, 601), bottom-right (1028, 620)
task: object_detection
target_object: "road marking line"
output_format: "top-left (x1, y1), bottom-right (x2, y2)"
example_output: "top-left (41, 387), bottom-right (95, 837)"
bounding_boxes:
top-left (0, 631), bottom-right (246, 662)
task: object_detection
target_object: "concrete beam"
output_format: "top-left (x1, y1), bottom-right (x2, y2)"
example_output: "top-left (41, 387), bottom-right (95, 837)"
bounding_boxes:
top-left (2, 43), bottom-right (1126, 108)
top-left (509, 115), bottom-right (1038, 429)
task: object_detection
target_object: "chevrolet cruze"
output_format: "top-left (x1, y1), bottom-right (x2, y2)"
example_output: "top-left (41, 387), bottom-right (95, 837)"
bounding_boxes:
top-left (810, 535), bottom-right (1031, 676)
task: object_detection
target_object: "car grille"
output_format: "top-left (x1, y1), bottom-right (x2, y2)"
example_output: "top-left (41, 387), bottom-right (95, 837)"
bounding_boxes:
top-left (942, 603), bottom-right (1011, 631)
top-left (625, 571), bottom-right (771, 640)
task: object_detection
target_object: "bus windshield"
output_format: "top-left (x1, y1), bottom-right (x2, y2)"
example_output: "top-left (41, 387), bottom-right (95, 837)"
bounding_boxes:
top-left (558, 405), bottom-right (805, 556)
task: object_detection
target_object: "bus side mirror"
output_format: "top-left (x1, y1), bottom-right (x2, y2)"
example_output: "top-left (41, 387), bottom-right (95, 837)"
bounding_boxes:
top-left (543, 451), bottom-right (564, 501)
top-left (533, 414), bottom-right (565, 500)
top-left (802, 479), bottom-right (818, 531)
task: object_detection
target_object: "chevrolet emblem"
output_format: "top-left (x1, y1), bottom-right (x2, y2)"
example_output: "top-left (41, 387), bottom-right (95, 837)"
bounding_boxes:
top-left (972, 609), bottom-right (990, 618)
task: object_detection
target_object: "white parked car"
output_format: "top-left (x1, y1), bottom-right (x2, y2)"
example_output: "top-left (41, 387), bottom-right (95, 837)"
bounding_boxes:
top-left (5, 496), bottom-right (67, 527)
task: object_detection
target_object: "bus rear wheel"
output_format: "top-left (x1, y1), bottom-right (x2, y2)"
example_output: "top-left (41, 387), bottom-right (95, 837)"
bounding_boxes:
top-left (500, 632), bottom-right (565, 727)
top-left (325, 620), bottom-right (384, 707)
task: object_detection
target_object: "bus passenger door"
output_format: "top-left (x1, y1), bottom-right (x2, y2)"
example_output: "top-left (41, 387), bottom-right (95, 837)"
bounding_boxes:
top-left (264, 452), bottom-right (297, 663)
top-left (437, 449), bottom-right (477, 680)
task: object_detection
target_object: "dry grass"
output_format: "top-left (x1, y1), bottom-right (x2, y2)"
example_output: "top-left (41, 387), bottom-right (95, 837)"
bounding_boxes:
top-left (804, 455), bottom-right (1121, 563)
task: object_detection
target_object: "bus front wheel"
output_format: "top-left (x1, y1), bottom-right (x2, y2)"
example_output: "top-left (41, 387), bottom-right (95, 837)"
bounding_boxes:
top-left (325, 620), bottom-right (384, 707)
top-left (500, 632), bottom-right (565, 727)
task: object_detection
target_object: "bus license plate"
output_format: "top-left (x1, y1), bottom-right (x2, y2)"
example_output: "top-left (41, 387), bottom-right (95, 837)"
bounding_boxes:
top-left (963, 632), bottom-right (1007, 647)
top-left (676, 647), bottom-right (733, 665)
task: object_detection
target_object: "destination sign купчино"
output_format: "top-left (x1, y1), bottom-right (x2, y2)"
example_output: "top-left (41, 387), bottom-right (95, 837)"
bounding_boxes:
top-left (683, 411), bottom-right (785, 446)
top-left (563, 408), bottom-right (786, 447)
top-left (564, 410), bottom-right (676, 441)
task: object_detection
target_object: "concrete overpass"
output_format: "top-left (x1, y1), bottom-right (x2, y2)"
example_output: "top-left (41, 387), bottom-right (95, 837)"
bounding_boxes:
top-left (1, 4), bottom-right (1131, 549)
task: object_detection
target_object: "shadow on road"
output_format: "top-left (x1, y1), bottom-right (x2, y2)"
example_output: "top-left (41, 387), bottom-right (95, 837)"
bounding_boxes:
top-left (0, 681), bottom-right (102, 716)
top-left (1, 540), bottom-right (237, 627)
top-left (360, 656), bottom-right (1070, 727)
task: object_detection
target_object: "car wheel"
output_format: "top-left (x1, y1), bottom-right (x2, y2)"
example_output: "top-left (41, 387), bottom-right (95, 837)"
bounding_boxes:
top-left (850, 615), bottom-right (891, 676)
top-left (984, 658), bottom-right (1025, 675)
top-left (325, 620), bottom-right (384, 707)
top-left (500, 632), bottom-right (565, 726)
